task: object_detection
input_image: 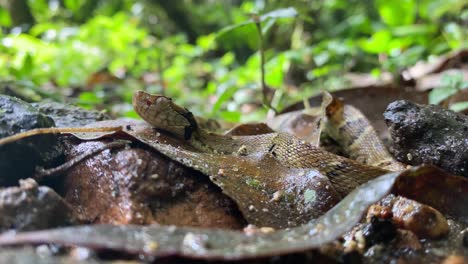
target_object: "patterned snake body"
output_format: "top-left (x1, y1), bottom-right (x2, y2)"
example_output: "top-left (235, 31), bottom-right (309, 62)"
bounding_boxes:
top-left (133, 91), bottom-right (396, 197)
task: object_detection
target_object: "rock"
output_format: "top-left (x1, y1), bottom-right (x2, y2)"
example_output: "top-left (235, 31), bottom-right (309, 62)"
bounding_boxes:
top-left (392, 229), bottom-right (422, 250)
top-left (63, 139), bottom-right (245, 229)
top-left (0, 178), bottom-right (75, 232)
top-left (384, 100), bottom-right (468, 177)
top-left (362, 217), bottom-right (397, 247)
top-left (0, 95), bottom-right (60, 186)
top-left (33, 101), bottom-right (109, 128)
top-left (367, 194), bottom-right (449, 239)
top-left (342, 217), bottom-right (397, 254)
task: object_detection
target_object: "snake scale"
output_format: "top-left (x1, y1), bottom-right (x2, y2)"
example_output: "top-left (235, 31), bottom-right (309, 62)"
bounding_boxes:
top-left (132, 91), bottom-right (403, 197)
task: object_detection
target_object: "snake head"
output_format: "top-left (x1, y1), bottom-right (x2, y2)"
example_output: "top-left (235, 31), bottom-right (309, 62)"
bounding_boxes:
top-left (132, 91), bottom-right (197, 140)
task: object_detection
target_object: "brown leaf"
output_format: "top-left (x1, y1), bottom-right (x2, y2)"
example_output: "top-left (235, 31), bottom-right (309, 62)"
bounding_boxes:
top-left (0, 166), bottom-right (463, 260)
top-left (122, 120), bottom-right (341, 228)
top-left (0, 169), bottom-right (401, 260)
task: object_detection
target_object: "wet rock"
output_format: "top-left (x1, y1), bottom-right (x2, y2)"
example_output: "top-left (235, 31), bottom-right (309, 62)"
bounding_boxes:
top-left (392, 229), bottom-right (422, 250)
top-left (362, 217), bottom-right (397, 247)
top-left (367, 194), bottom-right (449, 239)
top-left (363, 230), bottom-right (423, 264)
top-left (63, 139), bottom-right (245, 229)
top-left (0, 95), bottom-right (54, 140)
top-left (0, 95), bottom-right (60, 186)
top-left (342, 217), bottom-right (398, 256)
top-left (33, 101), bottom-right (109, 127)
top-left (384, 100), bottom-right (468, 177)
top-left (0, 178), bottom-right (75, 232)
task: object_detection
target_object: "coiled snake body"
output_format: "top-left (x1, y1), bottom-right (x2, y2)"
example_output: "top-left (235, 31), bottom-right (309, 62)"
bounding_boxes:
top-left (133, 91), bottom-right (403, 197)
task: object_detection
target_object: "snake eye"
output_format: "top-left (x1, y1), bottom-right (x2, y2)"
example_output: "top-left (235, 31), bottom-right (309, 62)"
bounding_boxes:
top-left (145, 100), bottom-right (152, 106)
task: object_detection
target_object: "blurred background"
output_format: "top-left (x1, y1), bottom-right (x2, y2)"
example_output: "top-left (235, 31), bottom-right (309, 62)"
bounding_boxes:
top-left (0, 0), bottom-right (466, 122)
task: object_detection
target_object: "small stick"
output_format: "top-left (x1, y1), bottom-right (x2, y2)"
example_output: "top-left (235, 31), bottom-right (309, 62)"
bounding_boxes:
top-left (0, 126), bottom-right (122, 146)
top-left (35, 140), bottom-right (131, 180)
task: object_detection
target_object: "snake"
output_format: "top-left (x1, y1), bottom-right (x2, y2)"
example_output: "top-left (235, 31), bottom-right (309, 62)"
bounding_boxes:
top-left (325, 96), bottom-right (406, 171)
top-left (132, 91), bottom-right (404, 197)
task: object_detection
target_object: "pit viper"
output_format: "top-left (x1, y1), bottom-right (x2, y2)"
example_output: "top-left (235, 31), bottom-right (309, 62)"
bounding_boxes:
top-left (132, 91), bottom-right (404, 197)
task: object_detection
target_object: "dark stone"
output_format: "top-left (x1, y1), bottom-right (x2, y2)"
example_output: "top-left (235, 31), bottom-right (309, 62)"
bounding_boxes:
top-left (0, 95), bottom-right (61, 186)
top-left (0, 95), bottom-right (54, 138)
top-left (33, 101), bottom-right (109, 127)
top-left (0, 178), bottom-right (75, 232)
top-left (362, 216), bottom-right (397, 247)
top-left (384, 100), bottom-right (468, 177)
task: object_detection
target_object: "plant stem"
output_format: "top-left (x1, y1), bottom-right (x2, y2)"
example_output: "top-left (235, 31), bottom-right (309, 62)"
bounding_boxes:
top-left (157, 47), bottom-right (166, 95)
top-left (255, 20), bottom-right (277, 114)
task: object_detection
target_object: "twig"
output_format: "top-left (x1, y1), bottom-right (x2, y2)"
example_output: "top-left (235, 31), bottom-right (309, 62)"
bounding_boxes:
top-left (35, 140), bottom-right (130, 180)
top-left (0, 126), bottom-right (122, 146)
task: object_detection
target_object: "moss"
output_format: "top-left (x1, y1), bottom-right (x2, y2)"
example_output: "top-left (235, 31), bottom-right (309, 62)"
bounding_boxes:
top-left (245, 177), bottom-right (262, 190)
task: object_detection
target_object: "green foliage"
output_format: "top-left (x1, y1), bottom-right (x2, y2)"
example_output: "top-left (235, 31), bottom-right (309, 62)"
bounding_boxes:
top-left (429, 72), bottom-right (468, 112)
top-left (0, 12), bottom-right (148, 87)
top-left (376, 0), bottom-right (416, 26)
top-left (216, 7), bottom-right (298, 49)
top-left (450, 102), bottom-right (468, 112)
top-left (0, 0), bottom-right (465, 121)
top-left (0, 6), bottom-right (11, 27)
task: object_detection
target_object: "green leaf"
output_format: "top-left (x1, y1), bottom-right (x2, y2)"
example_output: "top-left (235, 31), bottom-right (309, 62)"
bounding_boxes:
top-left (216, 22), bottom-right (259, 49)
top-left (216, 7), bottom-right (297, 49)
top-left (220, 52), bottom-right (235, 66)
top-left (124, 110), bottom-right (140, 119)
top-left (443, 23), bottom-right (464, 49)
top-left (78, 91), bottom-right (101, 106)
top-left (376, 0), bottom-right (416, 26)
top-left (359, 30), bottom-right (392, 54)
top-left (440, 72), bottom-right (464, 88)
top-left (219, 111), bottom-right (241, 122)
top-left (212, 84), bottom-right (237, 113)
top-left (429, 86), bottom-right (457, 105)
top-left (259, 7), bottom-right (298, 21)
top-left (261, 18), bottom-right (276, 35)
top-left (0, 6), bottom-right (11, 27)
top-left (265, 53), bottom-right (287, 87)
top-left (391, 24), bottom-right (437, 36)
top-left (64, 0), bottom-right (83, 12)
top-left (423, 0), bottom-right (466, 20)
top-left (196, 34), bottom-right (217, 51)
top-left (449, 101), bottom-right (468, 112)
top-left (461, 81), bottom-right (468, 90)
